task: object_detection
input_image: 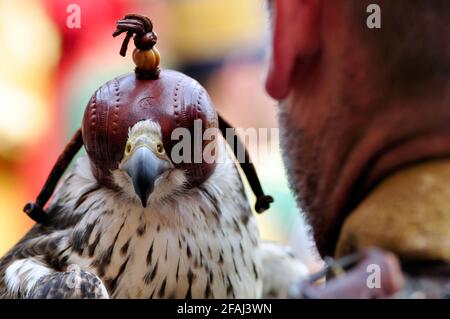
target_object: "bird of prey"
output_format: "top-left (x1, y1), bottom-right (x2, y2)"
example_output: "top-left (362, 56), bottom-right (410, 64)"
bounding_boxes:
top-left (0, 14), bottom-right (308, 299)
top-left (0, 119), bottom-right (307, 299)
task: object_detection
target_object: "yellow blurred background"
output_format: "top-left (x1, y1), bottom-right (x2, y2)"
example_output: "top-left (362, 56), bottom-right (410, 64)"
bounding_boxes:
top-left (0, 0), bottom-right (320, 270)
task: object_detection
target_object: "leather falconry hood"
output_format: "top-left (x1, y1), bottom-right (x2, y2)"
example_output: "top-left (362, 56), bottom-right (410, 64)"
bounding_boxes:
top-left (82, 70), bottom-right (218, 188)
top-left (23, 14), bottom-right (273, 224)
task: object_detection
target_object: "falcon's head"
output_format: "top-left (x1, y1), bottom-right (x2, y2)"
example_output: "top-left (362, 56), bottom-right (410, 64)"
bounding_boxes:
top-left (80, 71), bottom-right (218, 207)
top-left (112, 119), bottom-right (187, 207)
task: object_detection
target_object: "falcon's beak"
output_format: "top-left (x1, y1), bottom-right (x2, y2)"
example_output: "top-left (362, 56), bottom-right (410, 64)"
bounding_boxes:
top-left (123, 146), bottom-right (170, 207)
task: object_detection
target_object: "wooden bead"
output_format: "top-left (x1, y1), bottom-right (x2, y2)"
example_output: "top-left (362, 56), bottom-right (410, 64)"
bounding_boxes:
top-left (132, 47), bottom-right (160, 71)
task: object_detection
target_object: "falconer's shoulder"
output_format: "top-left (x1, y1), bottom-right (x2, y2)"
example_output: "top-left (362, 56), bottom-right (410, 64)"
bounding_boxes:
top-left (336, 159), bottom-right (450, 262)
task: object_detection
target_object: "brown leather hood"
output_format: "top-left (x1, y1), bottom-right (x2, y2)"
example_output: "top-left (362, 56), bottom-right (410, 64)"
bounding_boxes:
top-left (81, 69), bottom-right (218, 188)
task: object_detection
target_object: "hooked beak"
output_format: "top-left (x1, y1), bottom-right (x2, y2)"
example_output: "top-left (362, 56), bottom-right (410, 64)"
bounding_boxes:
top-left (123, 147), bottom-right (170, 207)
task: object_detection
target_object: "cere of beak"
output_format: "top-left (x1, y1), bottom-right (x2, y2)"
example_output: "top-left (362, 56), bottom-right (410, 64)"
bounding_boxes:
top-left (123, 146), bottom-right (169, 207)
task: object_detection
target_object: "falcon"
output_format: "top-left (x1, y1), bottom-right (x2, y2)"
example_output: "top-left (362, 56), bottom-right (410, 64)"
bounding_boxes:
top-left (0, 14), bottom-right (308, 299)
top-left (0, 119), bottom-right (306, 299)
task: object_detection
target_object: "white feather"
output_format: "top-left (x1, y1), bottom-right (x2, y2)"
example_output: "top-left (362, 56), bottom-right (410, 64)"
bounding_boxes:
top-left (5, 258), bottom-right (53, 297)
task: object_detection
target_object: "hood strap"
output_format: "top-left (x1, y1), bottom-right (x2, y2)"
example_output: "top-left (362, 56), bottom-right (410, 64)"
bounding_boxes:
top-left (218, 114), bottom-right (273, 213)
top-left (23, 129), bottom-right (83, 224)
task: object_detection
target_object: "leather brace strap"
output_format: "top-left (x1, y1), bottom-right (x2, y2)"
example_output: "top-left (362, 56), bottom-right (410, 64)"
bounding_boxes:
top-left (218, 114), bottom-right (273, 213)
top-left (23, 129), bottom-right (83, 224)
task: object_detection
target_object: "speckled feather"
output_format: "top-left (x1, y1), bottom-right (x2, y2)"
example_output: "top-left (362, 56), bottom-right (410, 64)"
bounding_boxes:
top-left (0, 131), bottom-right (306, 299)
top-left (0, 132), bottom-right (262, 299)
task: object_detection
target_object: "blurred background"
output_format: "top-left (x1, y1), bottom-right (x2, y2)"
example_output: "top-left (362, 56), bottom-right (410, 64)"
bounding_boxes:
top-left (0, 0), bottom-right (321, 271)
